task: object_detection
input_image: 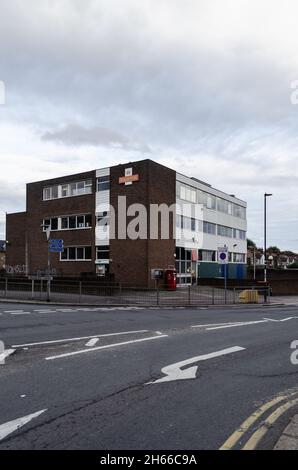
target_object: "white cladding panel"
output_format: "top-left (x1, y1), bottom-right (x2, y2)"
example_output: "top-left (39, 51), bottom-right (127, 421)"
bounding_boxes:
top-left (95, 167), bottom-right (110, 246)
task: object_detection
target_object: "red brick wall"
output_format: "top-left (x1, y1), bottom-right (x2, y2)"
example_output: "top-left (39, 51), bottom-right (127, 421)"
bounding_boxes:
top-left (25, 170), bottom-right (96, 276)
top-left (6, 212), bottom-right (27, 273)
top-left (110, 160), bottom-right (176, 287)
top-left (6, 160), bottom-right (176, 285)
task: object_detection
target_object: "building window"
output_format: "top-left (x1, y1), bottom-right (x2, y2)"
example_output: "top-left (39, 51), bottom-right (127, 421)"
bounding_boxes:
top-left (61, 185), bottom-right (68, 197)
top-left (203, 221), bottom-right (216, 235)
top-left (42, 218), bottom-right (58, 231)
top-left (233, 229), bottom-right (246, 240)
top-left (51, 218), bottom-right (58, 231)
top-left (61, 217), bottom-right (68, 229)
top-left (69, 216), bottom-right (76, 229)
top-left (60, 246), bottom-right (92, 261)
top-left (178, 184), bottom-right (197, 203)
top-left (217, 198), bottom-right (229, 214)
top-left (199, 250), bottom-right (217, 262)
top-left (96, 246), bottom-right (110, 260)
top-left (42, 215), bottom-right (92, 231)
top-left (233, 253), bottom-right (246, 263)
top-left (233, 204), bottom-right (246, 219)
top-left (43, 186), bottom-right (59, 201)
top-left (176, 215), bottom-right (198, 232)
top-left (68, 180), bottom-right (92, 197)
top-left (203, 193), bottom-right (216, 210)
top-left (217, 225), bottom-right (233, 238)
top-left (97, 176), bottom-right (110, 192)
top-left (175, 247), bottom-right (192, 276)
top-left (43, 180), bottom-right (92, 201)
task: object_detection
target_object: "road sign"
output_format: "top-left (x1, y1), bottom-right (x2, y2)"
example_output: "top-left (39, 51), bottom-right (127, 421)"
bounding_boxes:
top-left (218, 246), bottom-right (228, 264)
top-left (49, 239), bottom-right (64, 253)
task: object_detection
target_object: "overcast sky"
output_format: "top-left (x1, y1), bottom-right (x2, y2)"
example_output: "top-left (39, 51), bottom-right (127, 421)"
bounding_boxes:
top-left (0, 0), bottom-right (297, 250)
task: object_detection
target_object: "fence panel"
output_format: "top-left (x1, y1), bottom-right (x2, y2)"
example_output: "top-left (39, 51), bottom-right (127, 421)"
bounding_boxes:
top-left (0, 278), bottom-right (271, 306)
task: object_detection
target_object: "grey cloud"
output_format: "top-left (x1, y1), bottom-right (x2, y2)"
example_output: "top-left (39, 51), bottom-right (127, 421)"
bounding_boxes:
top-left (41, 124), bottom-right (151, 153)
top-left (0, 1), bottom-right (298, 249)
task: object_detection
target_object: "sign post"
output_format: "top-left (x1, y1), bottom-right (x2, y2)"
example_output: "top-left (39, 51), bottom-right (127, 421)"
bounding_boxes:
top-left (218, 246), bottom-right (229, 304)
top-left (47, 239), bottom-right (64, 302)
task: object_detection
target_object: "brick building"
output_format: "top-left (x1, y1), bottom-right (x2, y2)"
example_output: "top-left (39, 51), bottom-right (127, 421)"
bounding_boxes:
top-left (6, 159), bottom-right (247, 286)
top-left (0, 240), bottom-right (6, 271)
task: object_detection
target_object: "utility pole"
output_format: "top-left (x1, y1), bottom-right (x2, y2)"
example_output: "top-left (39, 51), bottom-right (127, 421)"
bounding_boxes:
top-left (41, 224), bottom-right (51, 302)
top-left (264, 193), bottom-right (272, 301)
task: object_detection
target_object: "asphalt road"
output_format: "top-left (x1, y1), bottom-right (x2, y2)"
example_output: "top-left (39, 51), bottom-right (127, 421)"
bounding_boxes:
top-left (0, 301), bottom-right (298, 450)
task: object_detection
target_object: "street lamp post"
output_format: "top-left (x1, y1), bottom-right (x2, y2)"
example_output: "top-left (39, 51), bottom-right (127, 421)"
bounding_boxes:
top-left (264, 193), bottom-right (272, 301)
top-left (41, 224), bottom-right (51, 302)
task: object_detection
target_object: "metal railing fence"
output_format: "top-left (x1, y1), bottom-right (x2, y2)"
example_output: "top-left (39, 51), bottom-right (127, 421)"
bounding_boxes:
top-left (0, 278), bottom-right (271, 306)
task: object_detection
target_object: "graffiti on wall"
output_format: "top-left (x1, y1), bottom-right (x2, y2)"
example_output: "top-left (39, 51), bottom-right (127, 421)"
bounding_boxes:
top-left (5, 265), bottom-right (26, 275)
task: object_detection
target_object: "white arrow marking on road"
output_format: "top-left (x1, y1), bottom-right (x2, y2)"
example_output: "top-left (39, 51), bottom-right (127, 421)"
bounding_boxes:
top-left (148, 346), bottom-right (246, 384)
top-left (0, 409), bottom-right (47, 441)
top-left (85, 338), bottom-right (99, 347)
top-left (0, 349), bottom-right (16, 364)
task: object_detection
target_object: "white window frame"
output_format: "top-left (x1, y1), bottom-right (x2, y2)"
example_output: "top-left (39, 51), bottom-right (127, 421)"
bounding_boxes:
top-left (60, 246), bottom-right (92, 261)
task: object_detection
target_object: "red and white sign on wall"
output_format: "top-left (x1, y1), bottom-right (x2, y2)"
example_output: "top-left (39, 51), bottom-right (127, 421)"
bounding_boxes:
top-left (119, 168), bottom-right (140, 186)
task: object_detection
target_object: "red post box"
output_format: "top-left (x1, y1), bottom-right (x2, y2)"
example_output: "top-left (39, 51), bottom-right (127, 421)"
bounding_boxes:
top-left (165, 268), bottom-right (177, 291)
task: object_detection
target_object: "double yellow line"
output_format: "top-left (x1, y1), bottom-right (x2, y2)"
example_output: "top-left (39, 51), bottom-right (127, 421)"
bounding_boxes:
top-left (220, 390), bottom-right (298, 450)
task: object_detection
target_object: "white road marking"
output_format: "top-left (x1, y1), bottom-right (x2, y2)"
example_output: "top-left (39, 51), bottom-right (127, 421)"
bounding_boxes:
top-left (53, 309), bottom-right (77, 312)
top-left (0, 349), bottom-right (16, 364)
top-left (33, 310), bottom-right (57, 313)
top-left (0, 409), bottom-right (47, 441)
top-left (45, 335), bottom-right (169, 361)
top-left (10, 312), bottom-right (31, 315)
top-left (85, 338), bottom-right (99, 347)
top-left (206, 320), bottom-right (268, 330)
top-left (207, 316), bottom-right (298, 330)
top-left (264, 316), bottom-right (298, 322)
top-left (4, 310), bottom-right (28, 314)
top-left (12, 330), bottom-right (149, 348)
top-left (192, 321), bottom-right (247, 329)
top-left (148, 346), bottom-right (246, 384)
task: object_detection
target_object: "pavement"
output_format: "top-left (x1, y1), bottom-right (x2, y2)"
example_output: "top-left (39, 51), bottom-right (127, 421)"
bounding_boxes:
top-left (274, 415), bottom-right (298, 449)
top-left (1, 301), bottom-right (298, 450)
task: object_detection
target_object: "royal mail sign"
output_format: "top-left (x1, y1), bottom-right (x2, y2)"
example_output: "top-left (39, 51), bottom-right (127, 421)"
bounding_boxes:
top-left (119, 168), bottom-right (139, 186)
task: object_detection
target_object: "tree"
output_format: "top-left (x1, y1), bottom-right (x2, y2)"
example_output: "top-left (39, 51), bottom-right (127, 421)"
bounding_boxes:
top-left (247, 238), bottom-right (256, 249)
top-left (267, 246), bottom-right (280, 254)
top-left (287, 262), bottom-right (298, 269)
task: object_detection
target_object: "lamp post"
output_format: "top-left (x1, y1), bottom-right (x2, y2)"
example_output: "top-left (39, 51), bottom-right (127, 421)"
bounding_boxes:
top-left (41, 223), bottom-right (51, 302)
top-left (264, 193), bottom-right (272, 301)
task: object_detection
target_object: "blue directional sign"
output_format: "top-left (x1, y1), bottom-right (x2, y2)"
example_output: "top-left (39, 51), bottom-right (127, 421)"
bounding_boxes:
top-left (49, 239), bottom-right (64, 253)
